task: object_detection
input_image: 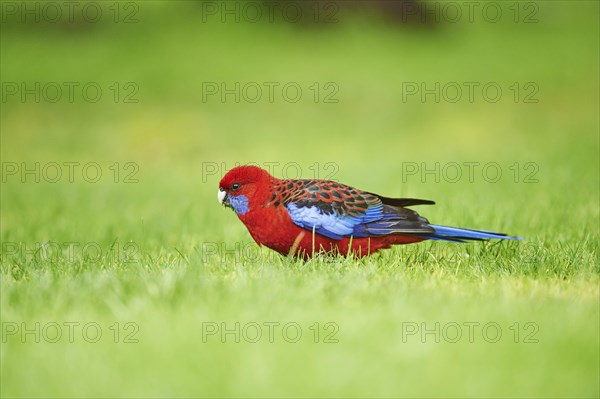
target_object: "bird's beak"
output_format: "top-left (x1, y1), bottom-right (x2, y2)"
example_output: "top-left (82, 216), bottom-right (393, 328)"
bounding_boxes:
top-left (218, 187), bottom-right (230, 208)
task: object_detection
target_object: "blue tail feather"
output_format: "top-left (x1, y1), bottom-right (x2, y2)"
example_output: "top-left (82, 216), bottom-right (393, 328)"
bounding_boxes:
top-left (422, 224), bottom-right (522, 242)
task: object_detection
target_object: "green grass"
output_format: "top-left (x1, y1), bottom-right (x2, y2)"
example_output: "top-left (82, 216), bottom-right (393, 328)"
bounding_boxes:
top-left (1, 1), bottom-right (599, 397)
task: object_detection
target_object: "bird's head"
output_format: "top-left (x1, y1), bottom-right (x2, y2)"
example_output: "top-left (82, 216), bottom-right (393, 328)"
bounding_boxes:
top-left (218, 165), bottom-right (275, 215)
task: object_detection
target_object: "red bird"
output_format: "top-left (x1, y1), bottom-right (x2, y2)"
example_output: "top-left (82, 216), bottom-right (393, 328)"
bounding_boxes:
top-left (218, 165), bottom-right (519, 258)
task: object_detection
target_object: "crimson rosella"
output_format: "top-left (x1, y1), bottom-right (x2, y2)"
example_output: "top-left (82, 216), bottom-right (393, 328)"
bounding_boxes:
top-left (218, 165), bottom-right (520, 258)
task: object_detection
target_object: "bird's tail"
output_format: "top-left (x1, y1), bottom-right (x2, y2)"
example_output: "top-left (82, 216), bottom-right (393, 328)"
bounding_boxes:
top-left (421, 224), bottom-right (522, 243)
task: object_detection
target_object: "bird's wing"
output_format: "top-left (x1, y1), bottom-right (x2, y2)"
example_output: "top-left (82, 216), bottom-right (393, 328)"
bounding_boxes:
top-left (274, 179), bottom-right (434, 240)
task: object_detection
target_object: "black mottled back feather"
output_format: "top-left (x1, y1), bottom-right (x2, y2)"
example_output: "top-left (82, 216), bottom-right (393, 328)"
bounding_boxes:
top-left (366, 192), bottom-right (435, 207)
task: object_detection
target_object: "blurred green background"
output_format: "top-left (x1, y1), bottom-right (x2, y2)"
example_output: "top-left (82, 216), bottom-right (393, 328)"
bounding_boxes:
top-left (1, 1), bottom-right (598, 398)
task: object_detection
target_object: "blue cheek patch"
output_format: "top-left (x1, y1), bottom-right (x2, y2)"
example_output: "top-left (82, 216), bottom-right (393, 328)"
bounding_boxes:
top-left (229, 194), bottom-right (249, 215)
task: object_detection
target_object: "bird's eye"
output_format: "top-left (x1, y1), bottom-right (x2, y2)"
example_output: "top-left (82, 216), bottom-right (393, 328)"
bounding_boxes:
top-left (231, 183), bottom-right (241, 191)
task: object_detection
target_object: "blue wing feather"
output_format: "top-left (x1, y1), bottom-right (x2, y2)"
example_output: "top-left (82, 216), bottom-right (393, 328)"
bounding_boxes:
top-left (286, 202), bottom-right (383, 240)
